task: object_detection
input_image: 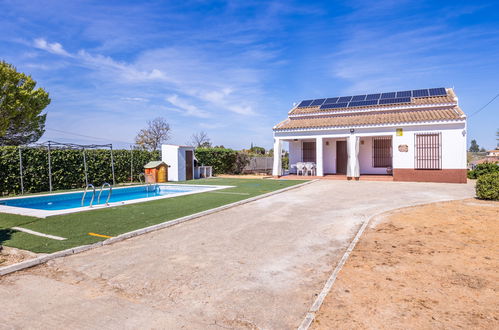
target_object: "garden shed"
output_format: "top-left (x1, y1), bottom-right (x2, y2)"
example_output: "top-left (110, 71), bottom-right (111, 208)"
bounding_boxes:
top-left (161, 145), bottom-right (195, 181)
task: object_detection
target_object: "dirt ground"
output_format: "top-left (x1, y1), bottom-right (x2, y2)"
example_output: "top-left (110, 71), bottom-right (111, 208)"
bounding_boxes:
top-left (312, 198), bottom-right (499, 330)
top-left (0, 246), bottom-right (40, 267)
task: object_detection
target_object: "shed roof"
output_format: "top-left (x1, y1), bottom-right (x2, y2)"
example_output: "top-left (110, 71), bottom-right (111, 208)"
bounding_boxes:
top-left (144, 161), bottom-right (167, 169)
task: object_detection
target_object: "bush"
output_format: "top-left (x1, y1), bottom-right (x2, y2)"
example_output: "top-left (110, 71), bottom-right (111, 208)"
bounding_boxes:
top-left (195, 147), bottom-right (238, 174)
top-left (195, 147), bottom-right (251, 174)
top-left (467, 162), bottom-right (499, 179)
top-left (475, 172), bottom-right (499, 200)
top-left (0, 146), bottom-right (159, 195)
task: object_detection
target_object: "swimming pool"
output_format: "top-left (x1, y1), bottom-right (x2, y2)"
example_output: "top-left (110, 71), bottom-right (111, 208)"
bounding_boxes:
top-left (0, 184), bottom-right (232, 218)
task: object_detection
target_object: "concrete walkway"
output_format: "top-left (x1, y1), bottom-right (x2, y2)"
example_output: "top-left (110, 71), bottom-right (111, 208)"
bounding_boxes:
top-left (0, 180), bottom-right (474, 329)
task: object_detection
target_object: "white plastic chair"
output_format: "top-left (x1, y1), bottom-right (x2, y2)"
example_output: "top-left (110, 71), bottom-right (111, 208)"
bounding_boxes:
top-left (296, 162), bottom-right (305, 176)
top-left (305, 162), bottom-right (316, 176)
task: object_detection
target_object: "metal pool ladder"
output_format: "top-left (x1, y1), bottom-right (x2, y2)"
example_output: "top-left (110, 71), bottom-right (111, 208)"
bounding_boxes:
top-left (98, 183), bottom-right (113, 206)
top-left (81, 184), bottom-right (96, 207)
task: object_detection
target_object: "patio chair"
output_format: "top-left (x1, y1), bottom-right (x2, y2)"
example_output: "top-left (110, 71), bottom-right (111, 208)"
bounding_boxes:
top-left (305, 162), bottom-right (316, 176)
top-left (296, 162), bottom-right (306, 176)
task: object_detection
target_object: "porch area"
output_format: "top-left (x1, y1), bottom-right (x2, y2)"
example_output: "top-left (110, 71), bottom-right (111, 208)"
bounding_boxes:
top-left (273, 135), bottom-right (393, 179)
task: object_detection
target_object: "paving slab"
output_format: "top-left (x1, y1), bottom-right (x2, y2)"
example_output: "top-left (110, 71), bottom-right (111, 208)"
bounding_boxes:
top-left (0, 180), bottom-right (475, 329)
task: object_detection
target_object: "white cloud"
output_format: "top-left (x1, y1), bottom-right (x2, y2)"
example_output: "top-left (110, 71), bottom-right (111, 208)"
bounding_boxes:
top-left (166, 94), bottom-right (211, 118)
top-left (33, 38), bottom-right (71, 57)
top-left (121, 97), bottom-right (148, 102)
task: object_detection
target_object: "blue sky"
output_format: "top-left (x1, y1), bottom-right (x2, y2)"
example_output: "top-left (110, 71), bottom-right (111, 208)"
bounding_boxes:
top-left (1, 0), bottom-right (498, 150)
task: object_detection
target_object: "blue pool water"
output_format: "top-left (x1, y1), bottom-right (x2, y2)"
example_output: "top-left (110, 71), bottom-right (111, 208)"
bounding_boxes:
top-left (0, 185), bottom-right (212, 211)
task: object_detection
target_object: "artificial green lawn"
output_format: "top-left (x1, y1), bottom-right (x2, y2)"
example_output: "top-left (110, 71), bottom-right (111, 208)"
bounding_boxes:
top-left (0, 178), bottom-right (305, 253)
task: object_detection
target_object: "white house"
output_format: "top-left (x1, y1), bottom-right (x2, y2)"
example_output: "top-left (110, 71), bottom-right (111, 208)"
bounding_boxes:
top-left (272, 87), bottom-right (468, 183)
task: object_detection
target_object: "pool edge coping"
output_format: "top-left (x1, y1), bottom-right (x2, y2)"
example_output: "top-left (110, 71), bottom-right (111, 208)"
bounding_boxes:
top-left (0, 179), bottom-right (316, 276)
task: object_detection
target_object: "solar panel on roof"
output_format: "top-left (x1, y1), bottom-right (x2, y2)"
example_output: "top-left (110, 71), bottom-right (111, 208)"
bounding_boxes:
top-left (324, 97), bottom-right (339, 104)
top-left (412, 89), bottom-right (429, 97)
top-left (310, 98), bottom-right (326, 106)
top-left (396, 91), bottom-right (411, 98)
top-left (366, 93), bottom-right (381, 100)
top-left (351, 95), bottom-right (367, 101)
top-left (348, 100), bottom-right (379, 107)
top-left (320, 103), bottom-right (348, 110)
top-left (429, 87), bottom-right (446, 96)
top-left (381, 92), bottom-right (396, 99)
top-left (378, 97), bottom-right (411, 105)
top-left (297, 100), bottom-right (313, 107)
top-left (338, 96), bottom-right (352, 103)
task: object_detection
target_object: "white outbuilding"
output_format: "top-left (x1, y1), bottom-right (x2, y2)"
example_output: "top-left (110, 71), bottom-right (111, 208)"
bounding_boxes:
top-left (161, 145), bottom-right (195, 181)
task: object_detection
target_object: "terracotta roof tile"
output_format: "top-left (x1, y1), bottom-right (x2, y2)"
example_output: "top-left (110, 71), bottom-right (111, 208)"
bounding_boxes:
top-left (274, 108), bottom-right (464, 130)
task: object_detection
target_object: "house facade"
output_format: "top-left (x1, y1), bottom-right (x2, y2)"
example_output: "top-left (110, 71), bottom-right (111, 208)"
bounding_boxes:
top-left (272, 88), bottom-right (468, 183)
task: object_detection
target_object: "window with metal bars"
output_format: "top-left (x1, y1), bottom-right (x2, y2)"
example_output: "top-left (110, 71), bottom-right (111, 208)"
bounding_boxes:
top-left (372, 137), bottom-right (392, 167)
top-left (415, 133), bottom-right (442, 170)
top-left (302, 141), bottom-right (316, 162)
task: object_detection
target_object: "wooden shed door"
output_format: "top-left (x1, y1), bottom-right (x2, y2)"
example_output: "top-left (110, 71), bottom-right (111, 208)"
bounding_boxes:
top-left (185, 150), bottom-right (193, 180)
top-left (336, 141), bottom-right (347, 174)
top-left (158, 165), bottom-right (167, 183)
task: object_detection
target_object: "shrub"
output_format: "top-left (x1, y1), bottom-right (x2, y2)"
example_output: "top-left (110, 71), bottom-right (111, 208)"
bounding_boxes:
top-left (233, 152), bottom-right (250, 174)
top-left (467, 162), bottom-right (498, 179)
top-left (475, 172), bottom-right (499, 200)
top-left (195, 147), bottom-right (238, 174)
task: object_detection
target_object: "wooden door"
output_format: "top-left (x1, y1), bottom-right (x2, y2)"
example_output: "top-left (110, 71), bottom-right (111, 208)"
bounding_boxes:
top-left (157, 165), bottom-right (167, 183)
top-left (336, 141), bottom-right (347, 174)
top-left (185, 150), bottom-right (193, 180)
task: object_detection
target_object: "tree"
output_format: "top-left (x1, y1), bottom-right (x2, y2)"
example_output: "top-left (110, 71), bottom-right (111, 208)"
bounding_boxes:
top-left (250, 145), bottom-right (265, 155)
top-left (135, 117), bottom-right (171, 151)
top-left (469, 139), bottom-right (480, 152)
top-left (0, 61), bottom-right (50, 146)
top-left (190, 131), bottom-right (211, 148)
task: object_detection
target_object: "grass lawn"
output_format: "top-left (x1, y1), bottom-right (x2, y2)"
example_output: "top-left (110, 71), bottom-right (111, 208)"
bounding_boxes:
top-left (0, 178), bottom-right (305, 254)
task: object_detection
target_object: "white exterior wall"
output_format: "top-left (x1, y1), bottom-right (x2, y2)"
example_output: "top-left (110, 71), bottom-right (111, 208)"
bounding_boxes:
top-left (277, 121), bottom-right (467, 174)
top-left (161, 145), bottom-right (195, 181)
top-left (392, 123), bottom-right (467, 169)
top-left (359, 137), bottom-right (390, 175)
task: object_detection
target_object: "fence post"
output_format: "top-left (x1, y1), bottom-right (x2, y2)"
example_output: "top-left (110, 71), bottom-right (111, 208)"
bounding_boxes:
top-left (18, 146), bottom-right (24, 195)
top-left (83, 148), bottom-right (88, 186)
top-left (110, 144), bottom-right (116, 186)
top-left (130, 145), bottom-right (133, 184)
top-left (47, 141), bottom-right (53, 192)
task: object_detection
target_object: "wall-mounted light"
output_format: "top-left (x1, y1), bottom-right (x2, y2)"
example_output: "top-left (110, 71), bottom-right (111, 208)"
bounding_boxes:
top-left (325, 141), bottom-right (329, 146)
top-left (350, 128), bottom-right (355, 134)
top-left (293, 139), bottom-right (298, 141)
top-left (462, 129), bottom-right (466, 136)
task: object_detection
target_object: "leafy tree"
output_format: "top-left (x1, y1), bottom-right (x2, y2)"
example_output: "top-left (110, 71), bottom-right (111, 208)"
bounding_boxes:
top-left (190, 131), bottom-right (211, 148)
top-left (0, 61), bottom-right (50, 146)
top-left (250, 145), bottom-right (265, 155)
top-left (135, 117), bottom-right (171, 151)
top-left (469, 139), bottom-right (480, 152)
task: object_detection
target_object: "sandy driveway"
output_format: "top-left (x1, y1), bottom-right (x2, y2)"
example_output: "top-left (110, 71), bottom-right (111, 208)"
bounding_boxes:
top-left (0, 180), bottom-right (474, 329)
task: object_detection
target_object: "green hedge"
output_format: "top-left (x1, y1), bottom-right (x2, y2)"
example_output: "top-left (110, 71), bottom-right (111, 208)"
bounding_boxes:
top-left (476, 172), bottom-right (499, 200)
top-left (467, 162), bottom-right (498, 179)
top-left (194, 147), bottom-right (238, 174)
top-left (0, 146), bottom-right (159, 195)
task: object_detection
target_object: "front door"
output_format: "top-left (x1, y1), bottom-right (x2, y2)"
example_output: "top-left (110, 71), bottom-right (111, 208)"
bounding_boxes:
top-left (185, 150), bottom-right (193, 180)
top-left (336, 141), bottom-right (347, 174)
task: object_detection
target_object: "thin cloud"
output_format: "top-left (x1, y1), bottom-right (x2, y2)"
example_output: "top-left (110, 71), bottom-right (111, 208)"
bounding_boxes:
top-left (33, 38), bottom-right (71, 57)
top-left (166, 95), bottom-right (211, 118)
